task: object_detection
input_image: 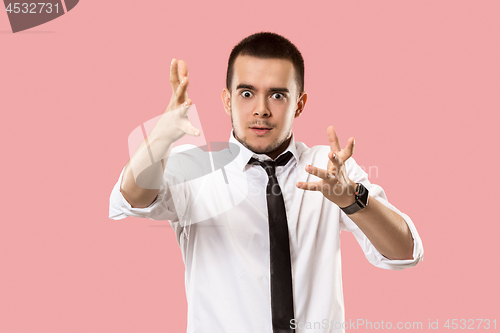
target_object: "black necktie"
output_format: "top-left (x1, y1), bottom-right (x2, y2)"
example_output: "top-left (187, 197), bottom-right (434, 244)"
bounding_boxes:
top-left (249, 151), bottom-right (295, 333)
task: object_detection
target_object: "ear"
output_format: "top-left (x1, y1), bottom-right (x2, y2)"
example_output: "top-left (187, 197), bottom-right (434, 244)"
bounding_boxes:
top-left (221, 88), bottom-right (231, 116)
top-left (294, 91), bottom-right (307, 118)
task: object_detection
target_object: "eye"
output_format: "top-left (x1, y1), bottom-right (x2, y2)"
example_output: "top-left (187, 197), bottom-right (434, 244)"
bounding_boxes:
top-left (271, 92), bottom-right (285, 100)
top-left (241, 90), bottom-right (253, 98)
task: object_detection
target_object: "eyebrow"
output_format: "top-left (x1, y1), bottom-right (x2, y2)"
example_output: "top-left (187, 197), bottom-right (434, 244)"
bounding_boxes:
top-left (235, 84), bottom-right (289, 94)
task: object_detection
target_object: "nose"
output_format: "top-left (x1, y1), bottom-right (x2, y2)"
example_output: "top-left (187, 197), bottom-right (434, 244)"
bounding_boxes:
top-left (253, 95), bottom-right (270, 118)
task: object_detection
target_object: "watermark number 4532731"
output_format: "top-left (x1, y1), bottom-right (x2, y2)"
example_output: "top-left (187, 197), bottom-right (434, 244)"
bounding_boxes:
top-left (3, 1), bottom-right (79, 33)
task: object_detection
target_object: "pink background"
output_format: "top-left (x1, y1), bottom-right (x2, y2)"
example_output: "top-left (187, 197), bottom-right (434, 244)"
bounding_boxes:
top-left (1, 1), bottom-right (499, 332)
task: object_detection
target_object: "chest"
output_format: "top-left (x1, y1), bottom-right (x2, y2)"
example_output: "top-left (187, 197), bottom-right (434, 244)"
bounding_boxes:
top-left (171, 159), bottom-right (340, 253)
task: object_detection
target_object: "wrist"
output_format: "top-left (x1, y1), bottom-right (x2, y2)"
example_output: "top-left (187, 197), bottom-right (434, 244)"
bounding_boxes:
top-left (336, 181), bottom-right (357, 208)
top-left (148, 130), bottom-right (175, 149)
top-left (340, 183), bottom-right (369, 215)
top-left (147, 130), bottom-right (175, 161)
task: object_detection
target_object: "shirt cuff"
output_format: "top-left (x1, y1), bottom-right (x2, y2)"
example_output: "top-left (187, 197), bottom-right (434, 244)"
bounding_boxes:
top-left (108, 166), bottom-right (177, 222)
top-left (373, 210), bottom-right (424, 270)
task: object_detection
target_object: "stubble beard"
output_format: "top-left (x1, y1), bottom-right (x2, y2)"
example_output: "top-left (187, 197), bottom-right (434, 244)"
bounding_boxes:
top-left (230, 105), bottom-right (292, 155)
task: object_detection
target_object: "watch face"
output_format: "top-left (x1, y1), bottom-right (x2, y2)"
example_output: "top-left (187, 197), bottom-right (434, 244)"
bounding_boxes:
top-left (356, 183), bottom-right (369, 207)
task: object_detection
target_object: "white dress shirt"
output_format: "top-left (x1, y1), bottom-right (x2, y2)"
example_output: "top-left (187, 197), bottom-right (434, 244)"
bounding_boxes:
top-left (109, 132), bottom-right (424, 333)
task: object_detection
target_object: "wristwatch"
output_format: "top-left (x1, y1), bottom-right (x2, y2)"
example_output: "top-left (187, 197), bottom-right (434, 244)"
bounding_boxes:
top-left (340, 183), bottom-right (369, 215)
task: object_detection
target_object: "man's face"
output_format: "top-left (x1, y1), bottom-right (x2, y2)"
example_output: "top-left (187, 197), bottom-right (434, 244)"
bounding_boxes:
top-left (222, 55), bottom-right (307, 159)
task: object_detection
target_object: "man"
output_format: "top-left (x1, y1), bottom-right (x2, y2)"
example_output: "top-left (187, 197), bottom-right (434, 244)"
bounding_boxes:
top-left (109, 32), bottom-right (423, 333)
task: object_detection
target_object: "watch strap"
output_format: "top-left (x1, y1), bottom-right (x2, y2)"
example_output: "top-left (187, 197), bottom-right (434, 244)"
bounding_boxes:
top-left (341, 183), bottom-right (369, 215)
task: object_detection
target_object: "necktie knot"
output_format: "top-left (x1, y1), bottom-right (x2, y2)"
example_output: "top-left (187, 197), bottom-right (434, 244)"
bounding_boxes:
top-left (249, 151), bottom-right (293, 177)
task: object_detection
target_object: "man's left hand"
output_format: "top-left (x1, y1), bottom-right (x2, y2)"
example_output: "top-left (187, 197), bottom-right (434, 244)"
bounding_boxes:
top-left (296, 126), bottom-right (358, 208)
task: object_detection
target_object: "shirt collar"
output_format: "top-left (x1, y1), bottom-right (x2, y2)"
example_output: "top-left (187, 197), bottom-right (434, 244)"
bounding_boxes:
top-left (229, 130), bottom-right (299, 171)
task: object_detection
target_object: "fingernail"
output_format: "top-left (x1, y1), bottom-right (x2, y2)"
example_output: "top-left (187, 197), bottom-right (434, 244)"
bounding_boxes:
top-left (332, 153), bottom-right (336, 160)
top-left (353, 139), bottom-right (355, 145)
top-left (194, 131), bottom-right (199, 136)
top-left (306, 165), bottom-right (311, 172)
top-left (181, 79), bottom-right (185, 85)
top-left (170, 59), bottom-right (174, 66)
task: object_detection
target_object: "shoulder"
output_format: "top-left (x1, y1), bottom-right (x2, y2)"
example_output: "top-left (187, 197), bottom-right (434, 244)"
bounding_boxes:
top-left (164, 144), bottom-right (208, 180)
top-left (166, 143), bottom-right (235, 180)
top-left (294, 141), bottom-right (330, 164)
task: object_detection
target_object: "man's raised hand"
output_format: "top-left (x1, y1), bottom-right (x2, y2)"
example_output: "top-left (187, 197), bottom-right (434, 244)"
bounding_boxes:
top-left (120, 58), bottom-right (201, 205)
top-left (153, 58), bottom-right (200, 146)
top-left (296, 126), bottom-right (357, 208)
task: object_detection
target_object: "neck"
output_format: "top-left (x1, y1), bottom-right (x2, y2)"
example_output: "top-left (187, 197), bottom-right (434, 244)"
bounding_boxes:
top-left (266, 135), bottom-right (292, 160)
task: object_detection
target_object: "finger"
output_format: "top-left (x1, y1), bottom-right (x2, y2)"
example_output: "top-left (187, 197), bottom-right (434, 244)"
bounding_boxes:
top-left (178, 100), bottom-right (200, 137)
top-left (337, 137), bottom-right (355, 162)
top-left (166, 93), bottom-right (190, 114)
top-left (170, 58), bottom-right (181, 93)
top-left (328, 151), bottom-right (341, 167)
top-left (296, 181), bottom-right (322, 191)
top-left (305, 164), bottom-right (336, 180)
top-left (176, 76), bottom-right (189, 104)
top-left (327, 126), bottom-right (341, 153)
top-left (178, 59), bottom-right (189, 79)
top-left (179, 99), bottom-right (193, 114)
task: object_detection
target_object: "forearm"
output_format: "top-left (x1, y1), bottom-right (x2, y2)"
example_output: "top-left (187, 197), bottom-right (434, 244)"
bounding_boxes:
top-left (296, 127), bottom-right (416, 260)
top-left (347, 196), bottom-right (414, 260)
top-left (118, 58), bottom-right (197, 209)
top-left (120, 134), bottom-right (174, 208)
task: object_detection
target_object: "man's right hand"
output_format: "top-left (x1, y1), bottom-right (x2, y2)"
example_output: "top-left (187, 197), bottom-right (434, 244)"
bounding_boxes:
top-left (120, 58), bottom-right (200, 208)
top-left (149, 59), bottom-right (200, 151)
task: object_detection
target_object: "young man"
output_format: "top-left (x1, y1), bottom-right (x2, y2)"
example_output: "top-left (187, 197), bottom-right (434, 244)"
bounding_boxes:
top-left (109, 32), bottom-right (423, 333)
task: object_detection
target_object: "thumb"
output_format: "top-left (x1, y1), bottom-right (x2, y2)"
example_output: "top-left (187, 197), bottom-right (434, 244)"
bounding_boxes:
top-left (338, 137), bottom-right (355, 162)
top-left (181, 120), bottom-right (201, 137)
